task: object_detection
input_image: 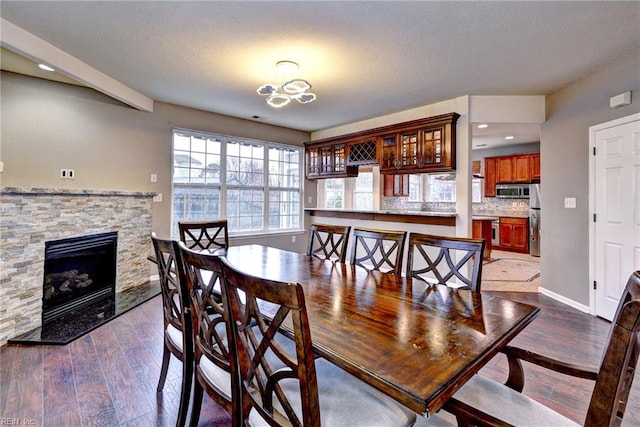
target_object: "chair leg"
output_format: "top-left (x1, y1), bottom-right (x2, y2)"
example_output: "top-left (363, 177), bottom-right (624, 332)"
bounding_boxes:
top-left (177, 356), bottom-right (193, 427)
top-left (189, 379), bottom-right (204, 427)
top-left (157, 345), bottom-right (171, 394)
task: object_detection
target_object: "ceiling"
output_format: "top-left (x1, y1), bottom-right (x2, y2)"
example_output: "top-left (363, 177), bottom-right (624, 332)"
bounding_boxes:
top-left (1, 1), bottom-right (639, 149)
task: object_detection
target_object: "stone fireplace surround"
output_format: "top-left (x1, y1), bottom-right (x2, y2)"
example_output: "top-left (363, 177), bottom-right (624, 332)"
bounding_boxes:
top-left (0, 188), bottom-right (155, 346)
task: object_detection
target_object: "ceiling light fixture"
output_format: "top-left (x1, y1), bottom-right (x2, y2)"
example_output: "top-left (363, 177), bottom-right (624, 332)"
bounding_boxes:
top-left (477, 124), bottom-right (489, 129)
top-left (38, 63), bottom-right (55, 72)
top-left (505, 135), bottom-right (515, 140)
top-left (257, 60), bottom-right (316, 108)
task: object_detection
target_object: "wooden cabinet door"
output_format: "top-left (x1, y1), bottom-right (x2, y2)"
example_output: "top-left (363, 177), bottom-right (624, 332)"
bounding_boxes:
top-left (496, 157), bottom-right (514, 183)
top-left (419, 127), bottom-right (444, 168)
top-left (499, 217), bottom-right (529, 253)
top-left (332, 144), bottom-right (347, 173)
top-left (399, 130), bottom-right (419, 170)
top-left (383, 174), bottom-right (409, 196)
top-left (530, 153), bottom-right (540, 181)
top-left (379, 134), bottom-right (398, 172)
top-left (306, 147), bottom-right (320, 178)
top-left (484, 157), bottom-right (497, 197)
top-left (513, 155), bottom-right (531, 182)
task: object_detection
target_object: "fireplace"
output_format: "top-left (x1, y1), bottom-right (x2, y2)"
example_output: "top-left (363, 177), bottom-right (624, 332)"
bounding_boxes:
top-left (42, 232), bottom-right (117, 323)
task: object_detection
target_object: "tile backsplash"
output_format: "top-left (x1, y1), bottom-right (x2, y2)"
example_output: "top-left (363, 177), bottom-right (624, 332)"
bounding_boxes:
top-left (382, 196), bottom-right (530, 217)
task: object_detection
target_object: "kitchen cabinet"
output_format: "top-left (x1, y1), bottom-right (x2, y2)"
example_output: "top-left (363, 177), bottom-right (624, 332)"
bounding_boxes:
top-left (305, 143), bottom-right (358, 179)
top-left (305, 113), bottom-right (458, 179)
top-left (530, 153), bottom-right (540, 181)
top-left (484, 153), bottom-right (540, 196)
top-left (484, 157), bottom-right (497, 197)
top-left (498, 217), bottom-right (529, 253)
top-left (383, 174), bottom-right (409, 197)
top-left (496, 154), bottom-right (532, 183)
top-left (379, 113), bottom-right (459, 174)
top-left (472, 218), bottom-right (493, 259)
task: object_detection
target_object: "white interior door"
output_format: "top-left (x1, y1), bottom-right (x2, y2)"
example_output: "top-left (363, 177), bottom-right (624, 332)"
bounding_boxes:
top-left (593, 115), bottom-right (640, 320)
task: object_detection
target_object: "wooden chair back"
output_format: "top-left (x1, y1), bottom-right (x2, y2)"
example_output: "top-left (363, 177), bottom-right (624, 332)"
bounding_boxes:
top-left (586, 270), bottom-right (640, 426)
top-left (150, 233), bottom-right (193, 426)
top-left (349, 227), bottom-right (407, 275)
top-left (220, 256), bottom-right (320, 426)
top-left (306, 223), bottom-right (351, 263)
top-left (406, 233), bottom-right (485, 292)
top-left (176, 242), bottom-right (232, 413)
top-left (178, 219), bottom-right (229, 251)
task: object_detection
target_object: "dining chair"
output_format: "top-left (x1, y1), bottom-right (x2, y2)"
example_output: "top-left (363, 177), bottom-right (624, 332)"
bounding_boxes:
top-left (150, 233), bottom-right (193, 427)
top-left (306, 223), bottom-right (351, 263)
top-left (406, 233), bottom-right (485, 292)
top-left (349, 227), bottom-right (407, 275)
top-left (178, 219), bottom-right (229, 252)
top-left (435, 270), bottom-right (640, 427)
top-left (176, 241), bottom-right (233, 424)
top-left (218, 255), bottom-right (419, 427)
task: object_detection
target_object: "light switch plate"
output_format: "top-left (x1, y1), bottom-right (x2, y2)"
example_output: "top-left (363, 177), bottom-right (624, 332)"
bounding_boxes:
top-left (564, 197), bottom-right (576, 208)
top-left (150, 173), bottom-right (157, 183)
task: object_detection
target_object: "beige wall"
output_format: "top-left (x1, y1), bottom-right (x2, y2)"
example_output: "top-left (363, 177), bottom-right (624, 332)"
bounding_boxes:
top-left (541, 49), bottom-right (640, 306)
top-left (0, 71), bottom-right (310, 251)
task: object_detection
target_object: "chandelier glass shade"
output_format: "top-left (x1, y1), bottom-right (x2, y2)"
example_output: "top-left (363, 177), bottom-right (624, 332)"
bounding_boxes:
top-left (257, 61), bottom-right (316, 108)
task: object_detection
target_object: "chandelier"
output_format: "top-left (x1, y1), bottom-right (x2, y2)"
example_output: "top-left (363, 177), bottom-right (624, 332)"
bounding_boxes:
top-left (257, 61), bottom-right (316, 108)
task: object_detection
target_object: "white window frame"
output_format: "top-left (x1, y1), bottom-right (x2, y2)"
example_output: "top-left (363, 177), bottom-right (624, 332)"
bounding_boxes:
top-left (171, 128), bottom-right (303, 237)
top-left (319, 167), bottom-right (379, 210)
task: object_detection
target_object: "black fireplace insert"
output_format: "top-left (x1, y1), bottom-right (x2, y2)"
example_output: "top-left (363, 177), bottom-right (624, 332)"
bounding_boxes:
top-left (42, 231), bottom-right (117, 323)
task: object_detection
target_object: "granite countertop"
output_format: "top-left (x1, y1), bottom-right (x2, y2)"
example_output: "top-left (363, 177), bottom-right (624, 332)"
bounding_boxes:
top-left (305, 208), bottom-right (457, 217)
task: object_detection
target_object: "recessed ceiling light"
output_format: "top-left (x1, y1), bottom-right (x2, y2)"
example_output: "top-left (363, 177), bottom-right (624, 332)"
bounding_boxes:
top-left (38, 64), bottom-right (55, 72)
top-left (505, 135), bottom-right (515, 140)
top-left (477, 124), bottom-right (488, 129)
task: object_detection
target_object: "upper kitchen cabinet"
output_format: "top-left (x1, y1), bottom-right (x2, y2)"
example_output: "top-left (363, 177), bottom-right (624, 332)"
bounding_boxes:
top-left (484, 152), bottom-right (540, 194)
top-left (305, 113), bottom-right (459, 179)
top-left (379, 113), bottom-right (460, 174)
top-left (530, 153), bottom-right (540, 181)
top-left (484, 157), bottom-right (498, 197)
top-left (305, 142), bottom-right (358, 179)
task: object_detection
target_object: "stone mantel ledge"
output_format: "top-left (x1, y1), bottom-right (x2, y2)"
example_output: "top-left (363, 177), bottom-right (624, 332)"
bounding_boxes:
top-left (1, 187), bottom-right (156, 197)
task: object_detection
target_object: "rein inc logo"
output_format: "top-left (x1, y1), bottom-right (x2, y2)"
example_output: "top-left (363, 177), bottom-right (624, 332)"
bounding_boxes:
top-left (0, 419), bottom-right (35, 425)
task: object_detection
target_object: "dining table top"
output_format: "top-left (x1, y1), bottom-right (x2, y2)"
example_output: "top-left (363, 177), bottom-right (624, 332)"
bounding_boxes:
top-left (218, 244), bottom-right (540, 417)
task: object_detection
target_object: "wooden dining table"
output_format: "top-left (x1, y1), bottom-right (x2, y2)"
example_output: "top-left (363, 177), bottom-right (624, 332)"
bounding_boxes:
top-left (218, 244), bottom-right (540, 417)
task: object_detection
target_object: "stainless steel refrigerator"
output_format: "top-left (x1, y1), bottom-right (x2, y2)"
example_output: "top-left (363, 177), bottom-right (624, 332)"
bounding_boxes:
top-left (529, 183), bottom-right (541, 257)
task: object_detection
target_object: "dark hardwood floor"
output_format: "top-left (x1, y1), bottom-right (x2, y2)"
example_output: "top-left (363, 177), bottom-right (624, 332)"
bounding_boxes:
top-left (1, 291), bottom-right (639, 426)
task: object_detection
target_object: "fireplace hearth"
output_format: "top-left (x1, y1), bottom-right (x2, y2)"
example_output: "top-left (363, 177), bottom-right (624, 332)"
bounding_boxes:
top-left (8, 231), bottom-right (159, 345)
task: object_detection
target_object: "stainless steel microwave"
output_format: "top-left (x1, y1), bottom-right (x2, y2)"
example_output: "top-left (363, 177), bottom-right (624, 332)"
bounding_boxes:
top-left (496, 184), bottom-right (530, 198)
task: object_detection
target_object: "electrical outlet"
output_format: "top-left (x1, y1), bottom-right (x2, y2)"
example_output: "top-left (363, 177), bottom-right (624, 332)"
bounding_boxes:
top-left (150, 173), bottom-right (157, 183)
top-left (308, 196), bottom-right (312, 204)
top-left (60, 169), bottom-right (67, 178)
top-left (68, 169), bottom-right (75, 179)
top-left (0, 161), bottom-right (4, 173)
top-left (292, 235), bottom-right (296, 243)
top-left (153, 193), bottom-right (163, 202)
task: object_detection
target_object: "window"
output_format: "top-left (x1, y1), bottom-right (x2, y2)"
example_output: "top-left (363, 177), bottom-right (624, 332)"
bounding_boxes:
top-left (324, 179), bottom-right (344, 209)
top-left (321, 170), bottom-right (374, 211)
top-left (427, 173), bottom-right (482, 203)
top-left (408, 175), bottom-right (422, 202)
top-left (172, 129), bottom-right (302, 236)
top-left (353, 171), bottom-right (373, 210)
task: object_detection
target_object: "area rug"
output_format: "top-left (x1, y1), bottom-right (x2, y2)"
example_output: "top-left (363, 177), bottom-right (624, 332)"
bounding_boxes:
top-left (482, 257), bottom-right (540, 282)
top-left (481, 256), bottom-right (540, 292)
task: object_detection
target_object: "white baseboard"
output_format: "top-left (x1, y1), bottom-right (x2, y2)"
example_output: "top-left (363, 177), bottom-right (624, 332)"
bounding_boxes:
top-left (149, 274), bottom-right (159, 282)
top-left (538, 287), bottom-right (591, 314)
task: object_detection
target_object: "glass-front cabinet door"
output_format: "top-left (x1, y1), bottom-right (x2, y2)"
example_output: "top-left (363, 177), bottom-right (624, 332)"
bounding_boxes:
top-left (399, 130), bottom-right (418, 170)
top-left (332, 144), bottom-right (346, 173)
top-left (379, 134), bottom-right (398, 172)
top-left (419, 127), bottom-right (443, 167)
